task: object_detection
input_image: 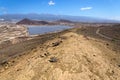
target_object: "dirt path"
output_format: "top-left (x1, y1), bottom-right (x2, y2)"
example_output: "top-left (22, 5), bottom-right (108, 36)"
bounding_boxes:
top-left (96, 28), bottom-right (112, 40)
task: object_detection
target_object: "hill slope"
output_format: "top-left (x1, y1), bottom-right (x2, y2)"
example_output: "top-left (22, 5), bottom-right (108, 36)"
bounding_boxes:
top-left (16, 18), bottom-right (50, 25)
top-left (0, 26), bottom-right (120, 80)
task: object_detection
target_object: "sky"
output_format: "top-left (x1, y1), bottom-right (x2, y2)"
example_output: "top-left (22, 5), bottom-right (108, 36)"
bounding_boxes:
top-left (0, 0), bottom-right (120, 20)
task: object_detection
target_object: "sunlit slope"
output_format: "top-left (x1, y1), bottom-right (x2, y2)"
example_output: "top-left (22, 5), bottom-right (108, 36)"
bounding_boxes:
top-left (0, 27), bottom-right (120, 80)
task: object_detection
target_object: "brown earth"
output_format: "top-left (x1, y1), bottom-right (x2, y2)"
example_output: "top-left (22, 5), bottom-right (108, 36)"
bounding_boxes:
top-left (0, 25), bottom-right (120, 80)
top-left (0, 25), bottom-right (28, 43)
top-left (16, 18), bottom-right (51, 25)
top-left (16, 18), bottom-right (74, 25)
top-left (16, 19), bottom-right (55, 25)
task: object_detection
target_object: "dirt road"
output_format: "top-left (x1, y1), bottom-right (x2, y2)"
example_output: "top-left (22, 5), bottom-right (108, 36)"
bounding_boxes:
top-left (96, 28), bottom-right (112, 40)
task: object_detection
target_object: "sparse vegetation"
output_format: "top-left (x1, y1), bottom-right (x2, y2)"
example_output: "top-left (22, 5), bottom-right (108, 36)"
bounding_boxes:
top-left (0, 23), bottom-right (120, 80)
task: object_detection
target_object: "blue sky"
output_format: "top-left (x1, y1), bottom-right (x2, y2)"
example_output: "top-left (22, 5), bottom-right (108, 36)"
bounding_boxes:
top-left (0, 0), bottom-right (120, 20)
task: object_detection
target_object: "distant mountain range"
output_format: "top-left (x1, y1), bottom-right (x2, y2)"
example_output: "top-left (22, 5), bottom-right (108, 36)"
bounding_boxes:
top-left (16, 18), bottom-right (53, 25)
top-left (16, 18), bottom-right (73, 25)
top-left (0, 14), bottom-right (120, 23)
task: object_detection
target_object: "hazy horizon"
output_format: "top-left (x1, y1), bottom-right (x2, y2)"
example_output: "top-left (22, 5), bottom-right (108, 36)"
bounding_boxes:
top-left (0, 0), bottom-right (120, 20)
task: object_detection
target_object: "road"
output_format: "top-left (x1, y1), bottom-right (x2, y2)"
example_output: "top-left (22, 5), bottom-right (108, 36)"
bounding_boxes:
top-left (96, 28), bottom-right (112, 40)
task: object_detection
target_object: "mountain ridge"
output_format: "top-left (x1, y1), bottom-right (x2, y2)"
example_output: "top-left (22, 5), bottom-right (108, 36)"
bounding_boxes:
top-left (0, 14), bottom-right (120, 23)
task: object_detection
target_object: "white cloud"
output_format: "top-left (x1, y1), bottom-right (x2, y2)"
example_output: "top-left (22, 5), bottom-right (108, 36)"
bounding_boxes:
top-left (0, 19), bottom-right (4, 21)
top-left (0, 7), bottom-right (7, 14)
top-left (48, 1), bottom-right (55, 6)
top-left (80, 7), bottom-right (92, 11)
top-left (110, 17), bottom-right (120, 20)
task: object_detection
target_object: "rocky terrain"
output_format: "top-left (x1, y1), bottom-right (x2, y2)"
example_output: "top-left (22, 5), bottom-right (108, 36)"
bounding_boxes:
top-left (0, 24), bottom-right (120, 80)
top-left (0, 24), bottom-right (29, 43)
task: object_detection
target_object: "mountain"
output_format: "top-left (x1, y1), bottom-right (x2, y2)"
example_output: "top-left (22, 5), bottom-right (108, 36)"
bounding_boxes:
top-left (16, 18), bottom-right (74, 25)
top-left (55, 19), bottom-right (74, 23)
top-left (16, 18), bottom-right (50, 25)
top-left (0, 14), bottom-right (120, 23)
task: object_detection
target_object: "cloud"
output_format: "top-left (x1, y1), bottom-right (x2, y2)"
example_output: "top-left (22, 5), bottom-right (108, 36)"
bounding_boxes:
top-left (80, 7), bottom-right (92, 11)
top-left (110, 17), bottom-right (120, 20)
top-left (0, 7), bottom-right (6, 10)
top-left (48, 1), bottom-right (55, 6)
top-left (0, 7), bottom-right (7, 14)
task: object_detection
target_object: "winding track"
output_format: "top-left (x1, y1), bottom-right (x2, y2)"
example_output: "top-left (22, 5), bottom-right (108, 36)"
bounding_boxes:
top-left (96, 28), bottom-right (112, 40)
